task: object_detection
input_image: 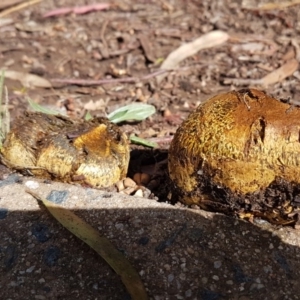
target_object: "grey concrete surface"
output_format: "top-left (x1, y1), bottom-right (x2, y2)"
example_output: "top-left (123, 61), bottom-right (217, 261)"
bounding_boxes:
top-left (0, 174), bottom-right (300, 299)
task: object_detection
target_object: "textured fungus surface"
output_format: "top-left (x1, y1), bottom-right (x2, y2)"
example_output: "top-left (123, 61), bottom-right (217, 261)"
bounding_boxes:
top-left (168, 89), bottom-right (300, 225)
top-left (1, 112), bottom-right (129, 188)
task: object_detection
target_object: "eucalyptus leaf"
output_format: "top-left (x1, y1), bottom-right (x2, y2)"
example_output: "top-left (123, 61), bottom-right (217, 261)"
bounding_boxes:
top-left (108, 103), bottom-right (155, 123)
top-left (130, 135), bottom-right (158, 148)
top-left (26, 190), bottom-right (148, 300)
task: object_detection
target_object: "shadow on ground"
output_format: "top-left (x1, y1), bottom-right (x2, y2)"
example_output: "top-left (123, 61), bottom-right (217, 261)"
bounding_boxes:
top-left (0, 176), bottom-right (300, 300)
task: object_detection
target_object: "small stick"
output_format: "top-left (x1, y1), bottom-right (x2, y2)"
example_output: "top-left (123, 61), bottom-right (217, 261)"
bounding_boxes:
top-left (0, 0), bottom-right (41, 18)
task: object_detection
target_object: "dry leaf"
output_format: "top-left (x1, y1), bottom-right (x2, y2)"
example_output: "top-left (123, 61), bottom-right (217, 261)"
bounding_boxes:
top-left (243, 0), bottom-right (300, 10)
top-left (2, 69), bottom-right (51, 88)
top-left (261, 58), bottom-right (298, 87)
top-left (0, 0), bottom-right (25, 10)
top-left (43, 3), bottom-right (110, 18)
top-left (157, 30), bottom-right (229, 83)
top-left (26, 190), bottom-right (148, 300)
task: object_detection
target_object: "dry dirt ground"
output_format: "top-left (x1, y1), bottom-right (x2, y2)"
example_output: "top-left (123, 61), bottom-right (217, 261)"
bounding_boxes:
top-left (1, 0), bottom-right (300, 299)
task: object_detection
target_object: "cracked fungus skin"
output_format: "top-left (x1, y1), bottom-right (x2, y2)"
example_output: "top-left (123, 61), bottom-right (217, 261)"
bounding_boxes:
top-left (1, 112), bottom-right (130, 188)
top-left (168, 89), bottom-right (300, 224)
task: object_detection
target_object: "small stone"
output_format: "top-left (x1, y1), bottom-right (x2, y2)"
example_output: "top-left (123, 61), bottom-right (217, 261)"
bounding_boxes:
top-left (168, 274), bottom-right (174, 282)
top-left (212, 275), bottom-right (219, 281)
top-left (38, 278), bottom-right (45, 283)
top-left (140, 173), bottom-right (151, 185)
top-left (115, 223), bottom-right (124, 230)
top-left (201, 277), bottom-right (208, 284)
top-left (185, 289), bottom-right (192, 297)
top-left (46, 190), bottom-right (69, 204)
top-left (124, 177), bottom-right (136, 188)
top-left (26, 265), bottom-right (35, 273)
top-left (92, 283), bottom-right (98, 290)
top-left (115, 180), bottom-right (125, 192)
top-left (186, 247), bottom-right (194, 255)
top-left (25, 181), bottom-right (39, 189)
top-left (121, 187), bottom-right (136, 195)
top-left (134, 189), bottom-right (144, 197)
top-left (214, 261), bottom-right (222, 269)
top-left (226, 280), bottom-right (233, 285)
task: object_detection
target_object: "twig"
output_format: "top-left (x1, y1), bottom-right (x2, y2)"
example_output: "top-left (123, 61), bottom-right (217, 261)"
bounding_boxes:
top-left (0, 0), bottom-right (41, 17)
top-left (222, 77), bottom-right (263, 86)
top-left (291, 38), bottom-right (300, 62)
top-left (148, 136), bottom-right (174, 146)
top-left (100, 20), bottom-right (109, 50)
top-left (50, 69), bottom-right (171, 87)
top-left (50, 63), bottom-right (208, 87)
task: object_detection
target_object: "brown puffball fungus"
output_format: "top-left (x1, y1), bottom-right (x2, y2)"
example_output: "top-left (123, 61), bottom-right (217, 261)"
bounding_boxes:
top-left (1, 112), bottom-right (130, 188)
top-left (168, 89), bottom-right (300, 225)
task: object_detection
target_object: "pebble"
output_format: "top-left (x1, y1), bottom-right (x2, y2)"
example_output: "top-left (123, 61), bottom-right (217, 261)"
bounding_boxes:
top-left (168, 274), bottom-right (174, 282)
top-left (92, 283), bottom-right (98, 290)
top-left (201, 277), bottom-right (208, 284)
top-left (26, 265), bottom-right (35, 273)
top-left (25, 181), bottom-right (39, 189)
top-left (46, 190), bottom-right (69, 204)
top-left (124, 177), bottom-right (136, 188)
top-left (214, 261), bottom-right (222, 269)
top-left (212, 275), bottom-right (219, 281)
top-left (115, 180), bottom-right (124, 192)
top-left (121, 187), bottom-right (136, 195)
top-left (134, 189), bottom-right (144, 197)
top-left (133, 173), bottom-right (150, 186)
top-left (115, 223), bottom-right (124, 230)
top-left (185, 289), bottom-right (192, 297)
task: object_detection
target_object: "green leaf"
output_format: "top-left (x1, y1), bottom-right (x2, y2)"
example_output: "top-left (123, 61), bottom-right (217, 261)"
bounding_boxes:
top-left (84, 111), bottom-right (92, 121)
top-left (130, 135), bottom-right (158, 148)
top-left (108, 103), bottom-right (155, 124)
top-left (27, 97), bottom-right (61, 115)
